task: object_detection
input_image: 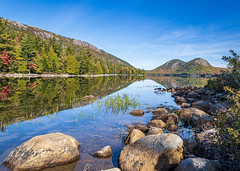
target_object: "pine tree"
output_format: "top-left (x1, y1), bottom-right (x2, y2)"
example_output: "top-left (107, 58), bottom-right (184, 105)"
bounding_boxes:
top-left (35, 54), bottom-right (43, 73)
top-left (59, 48), bottom-right (67, 73)
top-left (40, 46), bottom-right (48, 72)
top-left (95, 60), bottom-right (103, 74)
top-left (47, 46), bottom-right (59, 73)
top-left (66, 54), bottom-right (80, 74)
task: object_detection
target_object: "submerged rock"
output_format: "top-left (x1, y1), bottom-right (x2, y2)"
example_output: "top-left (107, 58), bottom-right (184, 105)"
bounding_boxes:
top-left (3, 133), bottom-right (80, 171)
top-left (152, 108), bottom-right (168, 116)
top-left (93, 146), bottom-right (112, 158)
top-left (124, 129), bottom-right (145, 145)
top-left (119, 133), bottom-right (183, 171)
top-left (129, 109), bottom-right (144, 116)
top-left (174, 157), bottom-right (219, 171)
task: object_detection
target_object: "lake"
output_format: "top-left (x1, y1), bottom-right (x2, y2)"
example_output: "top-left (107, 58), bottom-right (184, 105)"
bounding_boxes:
top-left (0, 76), bottom-right (208, 170)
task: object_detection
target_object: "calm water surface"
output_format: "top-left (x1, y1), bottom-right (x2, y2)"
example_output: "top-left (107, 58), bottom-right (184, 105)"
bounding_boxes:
top-left (0, 76), bottom-right (208, 170)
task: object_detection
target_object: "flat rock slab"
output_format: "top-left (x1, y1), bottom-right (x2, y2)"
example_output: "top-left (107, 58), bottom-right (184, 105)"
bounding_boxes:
top-left (3, 133), bottom-right (80, 171)
top-left (119, 133), bottom-right (183, 171)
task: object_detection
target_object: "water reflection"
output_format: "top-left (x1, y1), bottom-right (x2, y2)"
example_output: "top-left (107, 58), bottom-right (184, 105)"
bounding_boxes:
top-left (148, 76), bottom-right (208, 88)
top-left (0, 76), bottom-right (143, 131)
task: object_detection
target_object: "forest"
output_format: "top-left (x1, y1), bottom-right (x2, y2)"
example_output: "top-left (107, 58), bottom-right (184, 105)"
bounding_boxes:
top-left (0, 18), bottom-right (145, 75)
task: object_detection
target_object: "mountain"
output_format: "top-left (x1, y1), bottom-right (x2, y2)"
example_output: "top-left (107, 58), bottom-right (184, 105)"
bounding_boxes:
top-left (153, 59), bottom-right (185, 73)
top-left (150, 58), bottom-right (225, 75)
top-left (0, 17), bottom-right (144, 75)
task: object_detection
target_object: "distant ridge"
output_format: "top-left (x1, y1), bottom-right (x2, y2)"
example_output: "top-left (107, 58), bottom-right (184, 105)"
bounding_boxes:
top-left (149, 58), bottom-right (226, 75)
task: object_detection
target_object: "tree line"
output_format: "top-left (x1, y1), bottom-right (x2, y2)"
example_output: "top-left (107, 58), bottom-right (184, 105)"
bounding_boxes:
top-left (0, 18), bottom-right (145, 75)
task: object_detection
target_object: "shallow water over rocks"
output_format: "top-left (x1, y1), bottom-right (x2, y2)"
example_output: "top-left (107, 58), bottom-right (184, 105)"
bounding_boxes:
top-left (0, 77), bottom-right (207, 170)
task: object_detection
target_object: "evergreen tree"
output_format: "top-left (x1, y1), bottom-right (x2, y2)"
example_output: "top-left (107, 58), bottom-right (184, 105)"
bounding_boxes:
top-left (95, 60), bottom-right (103, 74)
top-left (59, 48), bottom-right (67, 73)
top-left (35, 54), bottom-right (43, 73)
top-left (66, 54), bottom-right (80, 74)
top-left (47, 46), bottom-right (59, 73)
top-left (40, 46), bottom-right (48, 72)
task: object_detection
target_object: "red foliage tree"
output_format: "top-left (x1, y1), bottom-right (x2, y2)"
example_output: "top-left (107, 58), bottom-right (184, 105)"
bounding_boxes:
top-left (0, 49), bottom-right (13, 65)
top-left (0, 86), bottom-right (12, 101)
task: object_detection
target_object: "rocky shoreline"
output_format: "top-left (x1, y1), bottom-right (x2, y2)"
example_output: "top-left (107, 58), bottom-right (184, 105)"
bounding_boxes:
top-left (2, 86), bottom-right (236, 171)
top-left (115, 85), bottom-right (234, 170)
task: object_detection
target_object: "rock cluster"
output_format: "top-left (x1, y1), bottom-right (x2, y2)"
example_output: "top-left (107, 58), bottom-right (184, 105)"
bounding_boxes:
top-left (120, 86), bottom-right (224, 170)
top-left (119, 134), bottom-right (183, 171)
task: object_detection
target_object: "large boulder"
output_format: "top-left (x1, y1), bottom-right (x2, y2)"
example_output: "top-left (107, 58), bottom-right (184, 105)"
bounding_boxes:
top-left (174, 157), bottom-right (219, 171)
top-left (3, 133), bottom-right (80, 171)
top-left (124, 129), bottom-right (145, 145)
top-left (93, 146), bottom-right (112, 158)
top-left (119, 133), bottom-right (183, 171)
top-left (152, 108), bottom-right (168, 116)
top-left (129, 109), bottom-right (144, 116)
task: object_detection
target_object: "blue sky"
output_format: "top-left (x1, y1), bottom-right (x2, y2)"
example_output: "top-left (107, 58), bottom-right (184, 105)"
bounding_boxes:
top-left (1, 0), bottom-right (240, 70)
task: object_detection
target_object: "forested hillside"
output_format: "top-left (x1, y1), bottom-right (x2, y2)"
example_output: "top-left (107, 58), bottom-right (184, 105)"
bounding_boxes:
top-left (149, 58), bottom-right (225, 75)
top-left (0, 18), bottom-right (145, 75)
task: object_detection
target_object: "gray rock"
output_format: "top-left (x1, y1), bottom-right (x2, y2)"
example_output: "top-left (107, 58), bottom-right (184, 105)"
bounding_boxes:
top-left (174, 157), bottom-right (219, 171)
top-left (119, 133), bottom-right (183, 171)
top-left (3, 133), bottom-right (80, 171)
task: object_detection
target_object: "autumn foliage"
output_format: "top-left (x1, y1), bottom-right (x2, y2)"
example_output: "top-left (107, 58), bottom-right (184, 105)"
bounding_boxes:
top-left (0, 50), bottom-right (13, 66)
top-left (0, 86), bottom-right (12, 101)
